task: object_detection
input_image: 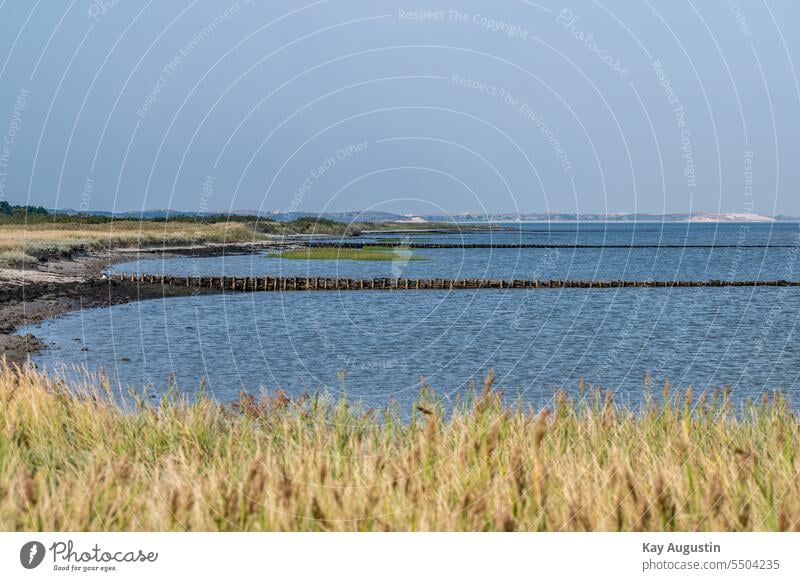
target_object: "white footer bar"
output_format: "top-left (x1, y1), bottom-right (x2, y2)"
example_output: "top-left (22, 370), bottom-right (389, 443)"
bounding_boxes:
top-left (1, 533), bottom-right (797, 580)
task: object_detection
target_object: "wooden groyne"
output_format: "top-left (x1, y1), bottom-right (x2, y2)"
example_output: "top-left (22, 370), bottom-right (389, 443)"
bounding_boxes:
top-left (113, 273), bottom-right (800, 292)
top-left (308, 242), bottom-right (795, 249)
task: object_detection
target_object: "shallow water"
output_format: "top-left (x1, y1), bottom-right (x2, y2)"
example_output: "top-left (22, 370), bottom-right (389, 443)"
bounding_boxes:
top-left (107, 222), bottom-right (800, 282)
top-left (23, 222), bottom-right (800, 410)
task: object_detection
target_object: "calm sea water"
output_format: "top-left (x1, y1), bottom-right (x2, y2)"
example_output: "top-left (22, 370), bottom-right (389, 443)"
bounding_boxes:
top-left (22, 222), bottom-right (800, 410)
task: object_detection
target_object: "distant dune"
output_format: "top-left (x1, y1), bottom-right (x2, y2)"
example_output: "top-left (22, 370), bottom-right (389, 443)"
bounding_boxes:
top-left (686, 212), bottom-right (775, 222)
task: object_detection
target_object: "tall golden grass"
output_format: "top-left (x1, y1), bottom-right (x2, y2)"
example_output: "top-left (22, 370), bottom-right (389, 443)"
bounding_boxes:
top-left (0, 222), bottom-right (255, 267)
top-left (0, 365), bottom-right (797, 531)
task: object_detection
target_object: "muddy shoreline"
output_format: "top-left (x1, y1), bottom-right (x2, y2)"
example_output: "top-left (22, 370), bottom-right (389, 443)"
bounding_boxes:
top-left (0, 243), bottom-right (279, 365)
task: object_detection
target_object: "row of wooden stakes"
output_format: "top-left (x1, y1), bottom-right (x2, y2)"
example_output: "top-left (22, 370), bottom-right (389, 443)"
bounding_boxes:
top-left (112, 273), bottom-right (800, 291)
top-left (307, 242), bottom-right (792, 249)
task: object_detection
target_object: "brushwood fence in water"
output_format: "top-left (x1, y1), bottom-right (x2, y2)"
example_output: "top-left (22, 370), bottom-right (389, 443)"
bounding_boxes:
top-left (308, 242), bottom-right (796, 249)
top-left (112, 273), bottom-right (800, 292)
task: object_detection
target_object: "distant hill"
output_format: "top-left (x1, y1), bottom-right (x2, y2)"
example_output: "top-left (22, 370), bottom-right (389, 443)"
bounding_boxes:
top-left (51, 208), bottom-right (412, 222)
top-left (9, 205), bottom-right (798, 223)
top-left (423, 212), bottom-right (797, 223)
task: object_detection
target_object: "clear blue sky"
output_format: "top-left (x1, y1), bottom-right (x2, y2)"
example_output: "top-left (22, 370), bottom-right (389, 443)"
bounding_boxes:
top-left (0, 0), bottom-right (798, 216)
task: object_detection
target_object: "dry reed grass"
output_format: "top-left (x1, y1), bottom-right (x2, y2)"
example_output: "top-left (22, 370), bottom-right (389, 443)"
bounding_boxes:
top-left (0, 364), bottom-right (798, 531)
top-left (0, 222), bottom-right (255, 266)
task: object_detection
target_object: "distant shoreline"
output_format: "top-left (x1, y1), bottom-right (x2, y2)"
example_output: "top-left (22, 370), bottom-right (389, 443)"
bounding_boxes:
top-left (451, 219), bottom-right (798, 224)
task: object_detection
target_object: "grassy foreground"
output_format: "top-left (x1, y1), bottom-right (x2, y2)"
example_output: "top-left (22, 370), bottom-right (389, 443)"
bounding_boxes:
top-left (0, 365), bottom-right (798, 531)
